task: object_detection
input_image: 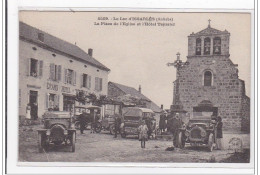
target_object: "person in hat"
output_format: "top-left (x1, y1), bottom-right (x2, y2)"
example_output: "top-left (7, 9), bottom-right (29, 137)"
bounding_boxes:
top-left (172, 113), bottom-right (182, 147)
top-left (216, 116), bottom-right (223, 150)
top-left (114, 114), bottom-right (122, 138)
top-left (159, 110), bottom-right (167, 134)
top-left (78, 111), bottom-right (87, 134)
top-left (138, 120), bottom-right (148, 148)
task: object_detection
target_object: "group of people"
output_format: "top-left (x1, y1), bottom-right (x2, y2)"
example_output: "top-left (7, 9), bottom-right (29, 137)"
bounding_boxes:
top-left (159, 111), bottom-right (223, 150)
top-left (77, 110), bottom-right (223, 150)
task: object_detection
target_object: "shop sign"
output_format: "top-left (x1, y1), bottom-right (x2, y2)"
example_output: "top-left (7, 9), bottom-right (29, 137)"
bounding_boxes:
top-left (62, 86), bottom-right (71, 93)
top-left (47, 82), bottom-right (58, 91)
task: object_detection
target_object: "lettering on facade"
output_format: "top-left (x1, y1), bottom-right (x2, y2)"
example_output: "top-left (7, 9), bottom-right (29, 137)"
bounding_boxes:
top-left (62, 86), bottom-right (71, 93)
top-left (47, 82), bottom-right (58, 91)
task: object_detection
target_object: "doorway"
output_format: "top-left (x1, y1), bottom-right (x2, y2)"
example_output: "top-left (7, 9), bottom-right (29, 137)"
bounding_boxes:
top-left (29, 90), bottom-right (38, 120)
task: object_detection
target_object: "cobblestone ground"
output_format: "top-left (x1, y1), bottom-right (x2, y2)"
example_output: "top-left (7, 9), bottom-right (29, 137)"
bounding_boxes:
top-left (19, 125), bottom-right (249, 163)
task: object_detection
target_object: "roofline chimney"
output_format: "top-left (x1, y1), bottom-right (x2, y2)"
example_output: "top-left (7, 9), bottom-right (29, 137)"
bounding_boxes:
top-left (88, 48), bottom-right (93, 57)
top-left (138, 85), bottom-right (141, 93)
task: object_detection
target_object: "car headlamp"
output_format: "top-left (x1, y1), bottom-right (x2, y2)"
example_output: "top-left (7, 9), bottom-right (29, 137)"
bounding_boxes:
top-left (201, 130), bottom-right (206, 137)
top-left (184, 131), bottom-right (190, 137)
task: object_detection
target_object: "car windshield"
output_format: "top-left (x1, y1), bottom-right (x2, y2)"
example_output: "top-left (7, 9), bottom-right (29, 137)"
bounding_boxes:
top-left (191, 112), bottom-right (213, 119)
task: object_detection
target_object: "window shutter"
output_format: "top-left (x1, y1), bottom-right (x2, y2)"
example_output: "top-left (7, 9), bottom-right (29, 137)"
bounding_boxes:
top-left (81, 74), bottom-right (83, 88)
top-left (54, 95), bottom-right (58, 108)
top-left (57, 65), bottom-right (61, 81)
top-left (88, 76), bottom-right (91, 89)
top-left (73, 71), bottom-right (77, 85)
top-left (64, 69), bottom-right (67, 83)
top-left (45, 93), bottom-right (49, 109)
top-left (95, 77), bottom-right (98, 90)
top-left (27, 58), bottom-right (31, 76)
top-left (100, 78), bottom-right (102, 91)
top-left (50, 63), bottom-right (54, 80)
top-left (38, 60), bottom-right (43, 77)
top-left (57, 95), bottom-right (60, 110)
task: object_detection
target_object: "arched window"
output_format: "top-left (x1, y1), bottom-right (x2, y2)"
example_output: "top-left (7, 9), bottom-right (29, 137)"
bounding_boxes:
top-left (204, 71), bottom-right (212, 86)
top-left (196, 38), bottom-right (201, 55)
top-left (204, 37), bottom-right (211, 55)
top-left (213, 37), bottom-right (221, 55)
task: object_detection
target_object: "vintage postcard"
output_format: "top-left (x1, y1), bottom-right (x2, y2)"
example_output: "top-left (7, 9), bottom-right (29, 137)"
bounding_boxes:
top-left (17, 11), bottom-right (253, 166)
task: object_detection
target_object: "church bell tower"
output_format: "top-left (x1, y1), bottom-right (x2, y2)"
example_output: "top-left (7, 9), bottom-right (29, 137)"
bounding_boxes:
top-left (188, 19), bottom-right (230, 58)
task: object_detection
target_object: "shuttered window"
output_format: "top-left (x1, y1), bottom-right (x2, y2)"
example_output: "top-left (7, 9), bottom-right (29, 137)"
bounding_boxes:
top-left (29, 58), bottom-right (43, 78)
top-left (95, 77), bottom-right (103, 91)
top-left (50, 64), bottom-right (61, 81)
top-left (82, 74), bottom-right (91, 89)
top-left (64, 69), bottom-right (76, 85)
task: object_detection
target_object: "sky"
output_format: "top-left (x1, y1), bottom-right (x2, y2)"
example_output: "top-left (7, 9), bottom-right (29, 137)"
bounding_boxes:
top-left (19, 12), bottom-right (251, 109)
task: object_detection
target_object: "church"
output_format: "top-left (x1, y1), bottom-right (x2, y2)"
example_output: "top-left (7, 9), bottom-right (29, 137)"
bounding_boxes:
top-left (171, 21), bottom-right (250, 133)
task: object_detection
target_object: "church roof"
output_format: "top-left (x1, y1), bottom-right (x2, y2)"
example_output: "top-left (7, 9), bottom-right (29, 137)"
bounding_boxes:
top-left (190, 25), bottom-right (229, 36)
top-left (19, 22), bottom-right (110, 71)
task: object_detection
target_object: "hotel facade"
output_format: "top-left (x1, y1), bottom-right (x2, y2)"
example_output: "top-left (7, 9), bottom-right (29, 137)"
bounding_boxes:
top-left (19, 22), bottom-right (110, 119)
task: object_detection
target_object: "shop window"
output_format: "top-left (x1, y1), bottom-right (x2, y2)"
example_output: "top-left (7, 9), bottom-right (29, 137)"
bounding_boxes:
top-left (46, 93), bottom-right (59, 111)
top-left (95, 77), bottom-right (103, 91)
top-left (50, 63), bottom-right (61, 81)
top-left (63, 95), bottom-right (75, 112)
top-left (204, 37), bottom-right (211, 55)
top-left (213, 37), bottom-right (221, 55)
top-left (82, 74), bottom-right (91, 88)
top-left (29, 58), bottom-right (43, 77)
top-left (196, 38), bottom-right (201, 55)
top-left (204, 71), bottom-right (213, 86)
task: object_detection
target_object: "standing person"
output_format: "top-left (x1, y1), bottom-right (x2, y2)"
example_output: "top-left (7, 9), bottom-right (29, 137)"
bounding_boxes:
top-left (114, 114), bottom-right (121, 138)
top-left (138, 120), bottom-right (148, 148)
top-left (216, 116), bottom-right (223, 150)
top-left (172, 113), bottom-right (182, 147)
top-left (79, 112), bottom-right (87, 134)
top-left (26, 103), bottom-right (31, 119)
top-left (159, 111), bottom-right (166, 134)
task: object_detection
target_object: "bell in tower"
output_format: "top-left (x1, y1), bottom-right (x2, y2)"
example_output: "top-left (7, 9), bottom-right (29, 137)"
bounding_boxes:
top-left (188, 20), bottom-right (230, 57)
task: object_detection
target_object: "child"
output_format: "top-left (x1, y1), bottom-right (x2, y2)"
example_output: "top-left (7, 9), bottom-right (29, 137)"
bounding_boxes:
top-left (138, 120), bottom-right (148, 148)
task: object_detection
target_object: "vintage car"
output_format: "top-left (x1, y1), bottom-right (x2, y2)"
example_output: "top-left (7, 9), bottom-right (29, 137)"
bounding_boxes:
top-left (100, 114), bottom-right (116, 134)
top-left (72, 106), bottom-right (102, 133)
top-left (177, 112), bottom-right (217, 152)
top-left (120, 107), bottom-right (156, 138)
top-left (37, 111), bottom-right (76, 152)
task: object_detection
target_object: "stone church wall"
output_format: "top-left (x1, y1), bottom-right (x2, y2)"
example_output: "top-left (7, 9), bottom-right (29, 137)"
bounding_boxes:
top-left (177, 56), bottom-right (247, 132)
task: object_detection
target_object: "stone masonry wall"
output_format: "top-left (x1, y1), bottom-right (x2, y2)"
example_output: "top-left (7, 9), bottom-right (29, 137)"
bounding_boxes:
top-left (178, 55), bottom-right (245, 132)
top-left (241, 95), bottom-right (250, 133)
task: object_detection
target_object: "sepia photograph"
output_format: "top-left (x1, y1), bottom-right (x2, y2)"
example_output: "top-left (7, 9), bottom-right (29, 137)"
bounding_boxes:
top-left (17, 11), bottom-right (252, 164)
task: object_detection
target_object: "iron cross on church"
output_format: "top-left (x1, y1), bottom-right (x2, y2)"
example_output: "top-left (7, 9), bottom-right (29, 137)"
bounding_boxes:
top-left (167, 52), bottom-right (184, 71)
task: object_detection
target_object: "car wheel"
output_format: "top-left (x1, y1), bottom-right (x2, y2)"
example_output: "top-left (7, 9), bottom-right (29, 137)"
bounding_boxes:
top-left (94, 122), bottom-right (102, 133)
top-left (121, 132), bottom-right (126, 138)
top-left (109, 125), bottom-right (115, 135)
top-left (208, 133), bottom-right (214, 152)
top-left (75, 121), bottom-right (80, 130)
top-left (71, 132), bottom-right (76, 152)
